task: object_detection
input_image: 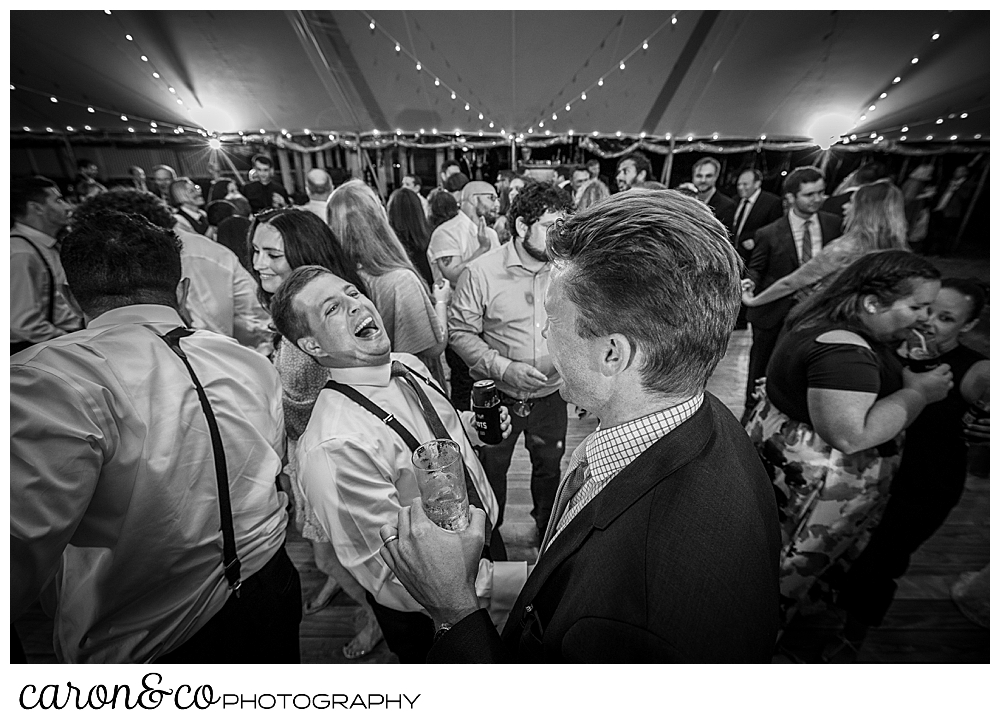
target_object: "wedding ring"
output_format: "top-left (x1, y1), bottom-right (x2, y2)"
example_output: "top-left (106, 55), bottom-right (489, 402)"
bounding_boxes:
top-left (381, 534), bottom-right (399, 546)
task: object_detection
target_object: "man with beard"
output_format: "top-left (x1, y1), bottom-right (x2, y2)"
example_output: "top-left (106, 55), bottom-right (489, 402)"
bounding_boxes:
top-left (614, 152), bottom-right (652, 192)
top-left (449, 183), bottom-right (574, 540)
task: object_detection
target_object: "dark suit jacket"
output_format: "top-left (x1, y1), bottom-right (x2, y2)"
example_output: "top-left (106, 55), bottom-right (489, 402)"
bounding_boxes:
top-left (730, 191), bottom-right (784, 264)
top-left (745, 211), bottom-right (842, 330)
top-left (707, 189), bottom-right (737, 230)
top-left (427, 393), bottom-right (780, 663)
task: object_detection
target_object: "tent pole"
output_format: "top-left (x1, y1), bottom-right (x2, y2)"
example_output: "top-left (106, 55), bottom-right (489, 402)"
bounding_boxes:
top-left (510, 137), bottom-right (517, 171)
top-left (954, 158), bottom-right (988, 254)
top-left (662, 136), bottom-right (676, 185)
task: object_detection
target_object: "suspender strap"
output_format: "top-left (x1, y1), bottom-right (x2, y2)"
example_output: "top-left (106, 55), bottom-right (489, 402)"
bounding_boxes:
top-left (323, 379), bottom-right (423, 452)
top-left (321, 377), bottom-right (495, 559)
top-left (159, 327), bottom-right (242, 598)
top-left (12, 235), bottom-right (55, 323)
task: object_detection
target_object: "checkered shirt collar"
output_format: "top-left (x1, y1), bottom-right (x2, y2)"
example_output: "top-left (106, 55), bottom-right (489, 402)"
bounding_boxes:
top-left (585, 393), bottom-right (705, 486)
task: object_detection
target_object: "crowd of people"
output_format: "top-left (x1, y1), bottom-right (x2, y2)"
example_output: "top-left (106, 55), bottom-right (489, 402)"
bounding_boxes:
top-left (10, 145), bottom-right (988, 664)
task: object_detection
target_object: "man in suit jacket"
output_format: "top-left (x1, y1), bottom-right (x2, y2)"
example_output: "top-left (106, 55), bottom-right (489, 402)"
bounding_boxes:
top-left (379, 190), bottom-right (781, 663)
top-left (743, 166), bottom-right (841, 418)
top-left (693, 156), bottom-right (737, 230)
top-left (730, 168), bottom-right (784, 329)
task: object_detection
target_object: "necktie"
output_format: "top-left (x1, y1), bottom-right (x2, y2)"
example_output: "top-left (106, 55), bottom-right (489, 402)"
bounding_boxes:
top-left (734, 200), bottom-right (749, 238)
top-left (800, 218), bottom-right (813, 263)
top-left (390, 361), bottom-right (488, 514)
top-left (539, 435), bottom-right (592, 552)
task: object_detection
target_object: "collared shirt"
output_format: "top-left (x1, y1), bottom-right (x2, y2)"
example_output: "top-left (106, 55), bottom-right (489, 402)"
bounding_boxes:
top-left (426, 211), bottom-right (500, 286)
top-left (788, 210), bottom-right (820, 264)
top-left (448, 242), bottom-right (560, 398)
top-left (300, 197), bottom-right (330, 219)
top-left (243, 180), bottom-right (290, 213)
top-left (11, 305), bottom-right (288, 663)
top-left (547, 394), bottom-right (704, 549)
top-left (297, 353), bottom-right (526, 623)
top-left (175, 228), bottom-right (273, 354)
top-left (734, 188), bottom-right (762, 238)
top-left (10, 221), bottom-right (84, 344)
top-left (173, 208), bottom-right (209, 235)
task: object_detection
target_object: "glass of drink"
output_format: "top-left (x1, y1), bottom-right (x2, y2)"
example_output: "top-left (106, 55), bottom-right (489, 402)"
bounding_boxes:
top-left (902, 328), bottom-right (940, 372)
top-left (411, 439), bottom-right (469, 532)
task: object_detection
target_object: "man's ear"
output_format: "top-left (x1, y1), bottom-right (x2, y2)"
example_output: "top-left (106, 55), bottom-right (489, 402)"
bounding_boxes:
top-left (601, 333), bottom-right (636, 376)
top-left (297, 335), bottom-right (324, 358)
top-left (514, 216), bottom-right (529, 239)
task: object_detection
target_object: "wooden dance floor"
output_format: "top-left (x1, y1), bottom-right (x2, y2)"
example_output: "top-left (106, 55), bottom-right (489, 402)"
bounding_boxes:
top-left (14, 331), bottom-right (989, 664)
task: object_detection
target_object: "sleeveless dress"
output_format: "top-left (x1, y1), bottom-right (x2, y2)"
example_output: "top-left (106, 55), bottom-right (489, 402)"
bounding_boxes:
top-left (745, 324), bottom-right (905, 625)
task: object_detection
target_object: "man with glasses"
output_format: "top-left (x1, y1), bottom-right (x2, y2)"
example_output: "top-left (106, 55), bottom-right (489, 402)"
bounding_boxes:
top-left (427, 180), bottom-right (502, 409)
top-left (450, 183), bottom-right (574, 541)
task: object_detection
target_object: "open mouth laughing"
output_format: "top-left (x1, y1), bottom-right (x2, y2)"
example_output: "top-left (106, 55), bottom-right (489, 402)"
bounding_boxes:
top-left (354, 315), bottom-right (380, 339)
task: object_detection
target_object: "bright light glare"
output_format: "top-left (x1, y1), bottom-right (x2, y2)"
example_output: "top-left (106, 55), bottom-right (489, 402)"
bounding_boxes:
top-left (208, 138), bottom-right (223, 150)
top-left (809, 112), bottom-right (854, 150)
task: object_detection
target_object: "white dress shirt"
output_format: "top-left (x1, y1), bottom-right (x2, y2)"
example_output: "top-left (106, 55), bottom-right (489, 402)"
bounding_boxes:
top-left (11, 305), bottom-right (288, 663)
top-left (175, 228), bottom-right (273, 353)
top-left (426, 212), bottom-right (500, 286)
top-left (787, 211), bottom-right (820, 264)
top-left (297, 353), bottom-right (527, 625)
top-left (10, 221), bottom-right (83, 344)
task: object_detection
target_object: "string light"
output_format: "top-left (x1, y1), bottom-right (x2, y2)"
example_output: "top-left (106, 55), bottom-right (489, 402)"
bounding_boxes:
top-left (642, 41), bottom-right (649, 50)
top-left (911, 57), bottom-right (919, 64)
top-left (931, 32), bottom-right (940, 41)
top-left (960, 112), bottom-right (968, 119)
top-left (598, 77), bottom-right (604, 86)
top-left (893, 76), bottom-right (901, 84)
top-left (879, 92), bottom-right (887, 99)
top-left (152, 72), bottom-right (160, 79)
top-left (581, 92), bottom-right (587, 101)
top-left (901, 126), bottom-right (908, 132)
top-left (50, 96), bottom-right (58, 103)
top-left (565, 104), bottom-right (571, 112)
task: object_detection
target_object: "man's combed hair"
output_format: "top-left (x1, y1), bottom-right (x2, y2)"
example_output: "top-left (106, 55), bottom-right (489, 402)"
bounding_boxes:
top-left (73, 187), bottom-right (176, 230)
top-left (60, 211), bottom-right (183, 315)
top-left (508, 181), bottom-right (573, 239)
top-left (547, 189), bottom-right (741, 397)
top-left (269, 265), bottom-right (333, 348)
top-left (12, 176), bottom-right (59, 218)
top-left (782, 166), bottom-right (824, 197)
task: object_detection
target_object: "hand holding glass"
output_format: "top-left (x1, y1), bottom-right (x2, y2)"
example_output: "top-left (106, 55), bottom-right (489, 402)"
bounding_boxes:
top-left (412, 439), bottom-right (470, 532)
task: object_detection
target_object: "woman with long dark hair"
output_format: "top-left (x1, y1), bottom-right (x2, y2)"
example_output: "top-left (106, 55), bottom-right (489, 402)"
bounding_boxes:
top-left (386, 188), bottom-right (434, 287)
top-left (249, 208), bottom-right (384, 659)
top-left (744, 250), bottom-right (953, 631)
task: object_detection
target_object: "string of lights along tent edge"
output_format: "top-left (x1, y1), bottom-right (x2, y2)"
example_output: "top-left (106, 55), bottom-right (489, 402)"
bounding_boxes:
top-left (10, 10), bottom-right (986, 147)
top-left (834, 23), bottom-right (981, 147)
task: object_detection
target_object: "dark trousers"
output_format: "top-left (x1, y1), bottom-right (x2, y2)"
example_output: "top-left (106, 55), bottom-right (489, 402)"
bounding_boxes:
top-left (745, 323), bottom-right (782, 417)
top-left (156, 546), bottom-right (302, 663)
top-left (479, 390), bottom-right (567, 534)
top-left (837, 465), bottom-right (967, 626)
top-left (445, 346), bottom-right (473, 411)
top-left (365, 527), bottom-right (506, 663)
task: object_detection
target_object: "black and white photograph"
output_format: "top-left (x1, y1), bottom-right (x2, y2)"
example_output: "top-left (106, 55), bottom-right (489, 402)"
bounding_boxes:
top-left (9, 6), bottom-right (989, 716)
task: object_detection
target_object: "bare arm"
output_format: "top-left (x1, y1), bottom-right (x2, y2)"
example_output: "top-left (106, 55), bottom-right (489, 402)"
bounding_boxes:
top-left (809, 365), bottom-right (954, 454)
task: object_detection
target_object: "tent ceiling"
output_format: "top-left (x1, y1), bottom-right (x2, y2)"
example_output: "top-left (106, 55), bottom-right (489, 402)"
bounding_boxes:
top-left (11, 9), bottom-right (989, 145)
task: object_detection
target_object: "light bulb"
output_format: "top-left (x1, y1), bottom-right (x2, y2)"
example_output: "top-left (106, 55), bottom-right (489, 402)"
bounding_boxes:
top-left (150, 122), bottom-right (157, 128)
top-left (140, 55), bottom-right (148, 62)
top-left (565, 104), bottom-right (571, 111)
top-left (901, 126), bottom-right (908, 132)
top-left (672, 16), bottom-right (677, 25)
top-left (465, 103), bottom-right (470, 111)
top-left (598, 78), bottom-right (604, 86)
top-left (152, 72), bottom-right (160, 79)
top-left (892, 76), bottom-right (901, 84)
top-left (434, 78), bottom-right (440, 86)
top-left (121, 114), bottom-right (128, 121)
top-left (478, 113), bottom-right (483, 120)
top-left (911, 57), bottom-right (919, 64)
top-left (581, 92), bottom-right (587, 100)
top-left (369, 21), bottom-right (375, 30)
top-left (88, 106), bottom-right (95, 112)
top-left (869, 105), bottom-right (876, 111)
top-left (642, 41), bottom-right (649, 50)
top-left (961, 112), bottom-right (968, 119)
top-left (395, 44), bottom-right (401, 53)
top-left (50, 96), bottom-right (58, 103)
top-left (879, 92), bottom-right (887, 99)
top-left (931, 33), bottom-right (940, 41)
top-left (619, 62), bottom-right (625, 70)
top-left (416, 62), bottom-right (422, 71)
top-left (936, 118), bottom-right (943, 124)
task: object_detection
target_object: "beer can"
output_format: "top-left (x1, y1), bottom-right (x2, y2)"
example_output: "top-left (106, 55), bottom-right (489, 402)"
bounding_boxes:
top-left (471, 380), bottom-right (503, 444)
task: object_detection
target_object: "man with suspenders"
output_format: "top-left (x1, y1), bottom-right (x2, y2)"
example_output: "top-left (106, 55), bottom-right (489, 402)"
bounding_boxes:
top-left (10, 176), bottom-right (83, 354)
top-left (269, 265), bottom-right (526, 663)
